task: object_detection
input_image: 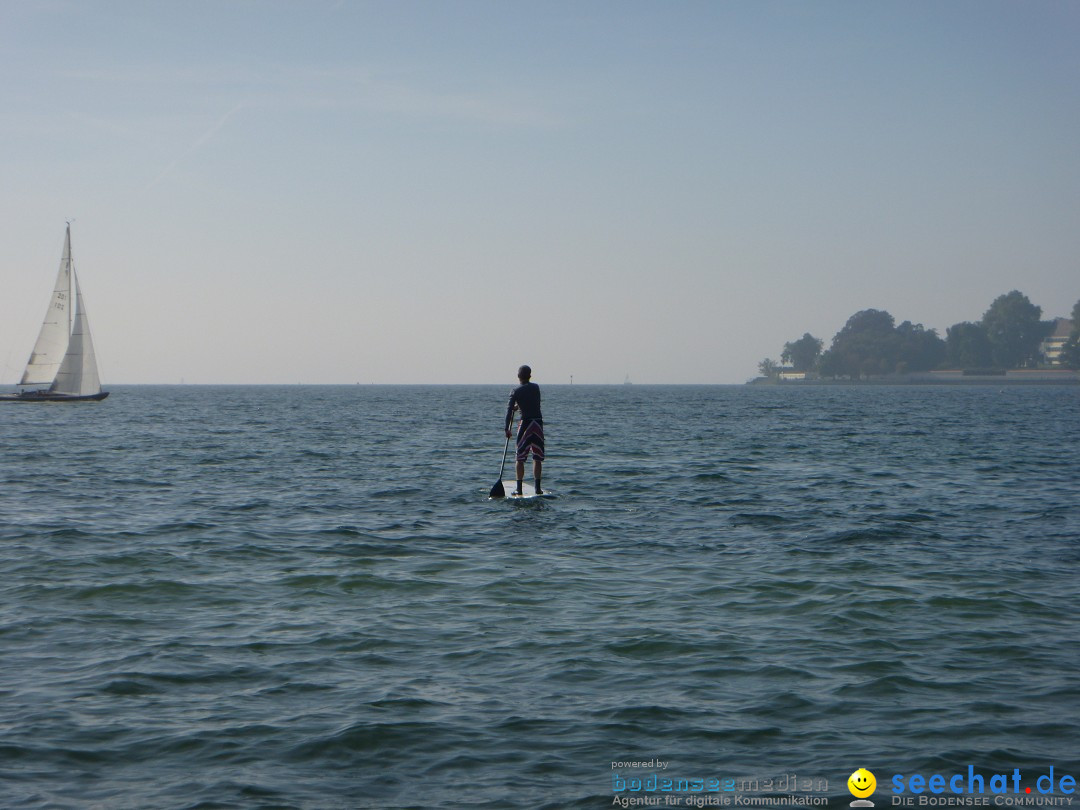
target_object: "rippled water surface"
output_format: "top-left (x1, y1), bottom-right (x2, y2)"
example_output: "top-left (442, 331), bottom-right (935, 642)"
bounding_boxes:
top-left (2, 385), bottom-right (1078, 809)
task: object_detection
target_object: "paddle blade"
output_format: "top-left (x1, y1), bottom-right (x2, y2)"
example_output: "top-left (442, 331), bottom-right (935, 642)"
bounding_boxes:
top-left (489, 479), bottom-right (505, 498)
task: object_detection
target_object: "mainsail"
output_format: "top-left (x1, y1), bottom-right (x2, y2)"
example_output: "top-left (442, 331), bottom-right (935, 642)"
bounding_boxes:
top-left (20, 225), bottom-right (74, 385)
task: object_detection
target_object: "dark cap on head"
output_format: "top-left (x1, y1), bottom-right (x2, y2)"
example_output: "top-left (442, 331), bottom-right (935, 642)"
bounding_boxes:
top-left (517, 365), bottom-right (532, 380)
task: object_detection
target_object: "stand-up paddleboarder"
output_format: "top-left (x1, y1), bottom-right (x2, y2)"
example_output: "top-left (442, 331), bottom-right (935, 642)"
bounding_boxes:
top-left (505, 365), bottom-right (544, 496)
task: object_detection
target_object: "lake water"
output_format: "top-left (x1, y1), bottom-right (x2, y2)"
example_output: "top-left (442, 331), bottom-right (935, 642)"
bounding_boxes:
top-left (1, 385), bottom-right (1078, 809)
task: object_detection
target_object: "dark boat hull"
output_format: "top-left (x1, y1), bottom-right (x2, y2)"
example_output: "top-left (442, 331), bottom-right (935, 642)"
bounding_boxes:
top-left (0, 391), bottom-right (109, 403)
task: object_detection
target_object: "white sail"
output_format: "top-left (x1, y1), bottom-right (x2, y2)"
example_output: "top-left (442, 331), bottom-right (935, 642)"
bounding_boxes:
top-left (19, 225), bottom-right (73, 385)
top-left (50, 272), bottom-right (102, 396)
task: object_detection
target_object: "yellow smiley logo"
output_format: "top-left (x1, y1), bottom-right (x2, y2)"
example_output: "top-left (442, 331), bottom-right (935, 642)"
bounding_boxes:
top-left (848, 768), bottom-right (876, 798)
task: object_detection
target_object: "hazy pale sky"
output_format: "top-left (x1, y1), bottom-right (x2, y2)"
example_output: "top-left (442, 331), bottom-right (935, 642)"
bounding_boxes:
top-left (1, 0), bottom-right (1077, 385)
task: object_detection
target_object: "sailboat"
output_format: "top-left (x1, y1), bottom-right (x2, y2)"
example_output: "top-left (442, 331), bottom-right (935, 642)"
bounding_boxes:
top-left (1, 224), bottom-right (109, 402)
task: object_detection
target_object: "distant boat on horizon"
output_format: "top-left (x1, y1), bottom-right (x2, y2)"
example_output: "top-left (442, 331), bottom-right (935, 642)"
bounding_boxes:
top-left (1, 224), bottom-right (108, 403)
top-left (624, 374), bottom-right (633, 385)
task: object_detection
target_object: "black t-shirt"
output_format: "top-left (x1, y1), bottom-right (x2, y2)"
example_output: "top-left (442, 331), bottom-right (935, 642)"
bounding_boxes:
top-left (506, 382), bottom-right (542, 428)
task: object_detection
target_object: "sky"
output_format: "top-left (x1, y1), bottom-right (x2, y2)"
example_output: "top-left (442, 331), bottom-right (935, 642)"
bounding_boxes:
top-left (1, 0), bottom-right (1078, 385)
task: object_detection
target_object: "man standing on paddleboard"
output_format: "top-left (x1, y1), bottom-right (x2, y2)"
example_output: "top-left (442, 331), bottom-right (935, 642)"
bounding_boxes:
top-left (505, 365), bottom-right (544, 496)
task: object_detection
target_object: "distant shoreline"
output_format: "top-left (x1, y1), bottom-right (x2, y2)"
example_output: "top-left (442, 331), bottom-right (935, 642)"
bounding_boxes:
top-left (749, 370), bottom-right (1080, 386)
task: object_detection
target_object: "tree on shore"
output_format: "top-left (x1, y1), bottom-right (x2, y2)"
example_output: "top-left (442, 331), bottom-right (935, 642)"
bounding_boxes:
top-left (895, 320), bottom-right (946, 372)
top-left (818, 309), bottom-right (945, 378)
top-left (980, 291), bottom-right (1047, 368)
top-left (819, 310), bottom-right (897, 378)
top-left (781, 333), bottom-right (823, 372)
top-left (945, 322), bottom-right (993, 368)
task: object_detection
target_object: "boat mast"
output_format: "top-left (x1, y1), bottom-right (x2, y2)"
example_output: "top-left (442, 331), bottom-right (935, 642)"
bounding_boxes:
top-left (66, 221), bottom-right (74, 337)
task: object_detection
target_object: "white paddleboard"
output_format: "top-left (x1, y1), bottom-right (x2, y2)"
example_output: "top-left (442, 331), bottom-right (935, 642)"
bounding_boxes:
top-left (498, 481), bottom-right (555, 500)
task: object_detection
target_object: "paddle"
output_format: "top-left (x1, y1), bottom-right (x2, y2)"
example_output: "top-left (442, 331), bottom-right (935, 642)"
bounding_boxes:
top-left (489, 426), bottom-right (513, 498)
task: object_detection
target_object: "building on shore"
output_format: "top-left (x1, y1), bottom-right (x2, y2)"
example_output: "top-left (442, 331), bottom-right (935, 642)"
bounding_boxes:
top-left (1040, 318), bottom-right (1074, 366)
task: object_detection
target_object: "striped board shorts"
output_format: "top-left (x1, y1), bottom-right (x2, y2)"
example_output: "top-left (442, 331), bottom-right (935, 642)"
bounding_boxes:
top-left (516, 419), bottom-right (545, 462)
